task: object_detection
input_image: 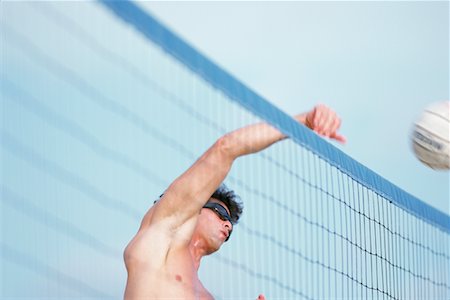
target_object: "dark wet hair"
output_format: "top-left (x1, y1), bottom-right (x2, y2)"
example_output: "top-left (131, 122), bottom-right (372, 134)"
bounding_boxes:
top-left (211, 184), bottom-right (243, 225)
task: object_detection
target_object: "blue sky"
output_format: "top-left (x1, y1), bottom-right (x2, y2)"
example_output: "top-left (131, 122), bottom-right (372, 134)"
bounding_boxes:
top-left (141, 1), bottom-right (449, 214)
top-left (1, 1), bottom-right (448, 298)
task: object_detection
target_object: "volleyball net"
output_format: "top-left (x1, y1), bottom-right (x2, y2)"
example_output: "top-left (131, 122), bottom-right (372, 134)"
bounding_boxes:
top-left (1, 1), bottom-right (449, 299)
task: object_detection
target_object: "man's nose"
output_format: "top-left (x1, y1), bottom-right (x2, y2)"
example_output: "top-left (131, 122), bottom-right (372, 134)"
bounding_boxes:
top-left (223, 220), bottom-right (232, 230)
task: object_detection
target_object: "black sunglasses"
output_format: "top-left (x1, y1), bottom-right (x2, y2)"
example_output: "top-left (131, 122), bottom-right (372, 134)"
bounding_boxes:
top-left (203, 202), bottom-right (233, 241)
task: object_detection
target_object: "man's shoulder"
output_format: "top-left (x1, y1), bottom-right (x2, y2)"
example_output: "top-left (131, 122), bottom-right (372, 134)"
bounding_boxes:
top-left (124, 209), bottom-right (196, 268)
top-left (124, 227), bottom-right (170, 266)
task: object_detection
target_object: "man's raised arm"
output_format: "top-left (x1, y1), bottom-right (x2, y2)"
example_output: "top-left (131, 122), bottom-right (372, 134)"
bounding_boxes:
top-left (145, 104), bottom-right (345, 234)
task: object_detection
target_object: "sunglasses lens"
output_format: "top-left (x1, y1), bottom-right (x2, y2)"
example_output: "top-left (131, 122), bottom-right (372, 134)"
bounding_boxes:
top-left (204, 203), bottom-right (233, 224)
top-left (216, 207), bottom-right (229, 220)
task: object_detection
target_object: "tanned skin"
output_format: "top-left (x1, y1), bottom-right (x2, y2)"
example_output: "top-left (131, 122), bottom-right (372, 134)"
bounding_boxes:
top-left (123, 105), bottom-right (346, 299)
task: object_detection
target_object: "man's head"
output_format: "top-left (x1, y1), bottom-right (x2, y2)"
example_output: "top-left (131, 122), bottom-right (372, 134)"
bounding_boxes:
top-left (202, 185), bottom-right (243, 242)
top-left (200, 184), bottom-right (242, 243)
top-left (191, 184), bottom-right (243, 254)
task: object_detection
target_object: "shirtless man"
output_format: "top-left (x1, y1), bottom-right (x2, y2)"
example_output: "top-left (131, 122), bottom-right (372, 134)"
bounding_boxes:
top-left (123, 104), bottom-right (345, 299)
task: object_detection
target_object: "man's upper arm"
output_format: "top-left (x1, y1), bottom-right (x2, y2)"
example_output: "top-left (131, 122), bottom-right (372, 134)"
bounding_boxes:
top-left (142, 137), bottom-right (235, 237)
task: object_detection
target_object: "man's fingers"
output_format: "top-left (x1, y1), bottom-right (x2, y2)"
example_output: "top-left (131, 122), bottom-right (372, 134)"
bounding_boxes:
top-left (315, 105), bottom-right (336, 136)
top-left (305, 107), bottom-right (317, 129)
top-left (329, 117), bottom-right (342, 137)
top-left (331, 133), bottom-right (347, 144)
top-left (323, 113), bottom-right (337, 136)
top-left (313, 106), bottom-right (321, 128)
top-left (304, 104), bottom-right (345, 143)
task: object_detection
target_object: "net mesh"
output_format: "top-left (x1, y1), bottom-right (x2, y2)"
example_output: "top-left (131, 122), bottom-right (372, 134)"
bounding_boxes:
top-left (1, 1), bottom-right (449, 299)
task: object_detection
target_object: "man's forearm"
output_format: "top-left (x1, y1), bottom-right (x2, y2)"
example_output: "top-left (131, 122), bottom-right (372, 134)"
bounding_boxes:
top-left (223, 112), bottom-right (307, 159)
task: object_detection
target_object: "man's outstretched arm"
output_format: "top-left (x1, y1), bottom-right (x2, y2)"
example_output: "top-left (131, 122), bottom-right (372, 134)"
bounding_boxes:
top-left (143, 104), bottom-right (344, 235)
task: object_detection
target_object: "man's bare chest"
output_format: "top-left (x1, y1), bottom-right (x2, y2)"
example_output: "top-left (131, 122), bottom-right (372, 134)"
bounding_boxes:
top-left (162, 253), bottom-right (214, 299)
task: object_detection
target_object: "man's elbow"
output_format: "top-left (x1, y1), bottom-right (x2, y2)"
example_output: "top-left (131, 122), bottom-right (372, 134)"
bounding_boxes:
top-left (215, 134), bottom-right (238, 161)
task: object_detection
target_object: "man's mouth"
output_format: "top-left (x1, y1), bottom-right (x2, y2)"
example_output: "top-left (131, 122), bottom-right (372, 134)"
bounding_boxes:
top-left (220, 230), bottom-right (229, 239)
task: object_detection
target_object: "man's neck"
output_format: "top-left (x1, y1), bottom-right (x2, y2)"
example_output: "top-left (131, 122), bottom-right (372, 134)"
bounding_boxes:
top-left (188, 237), bottom-right (211, 270)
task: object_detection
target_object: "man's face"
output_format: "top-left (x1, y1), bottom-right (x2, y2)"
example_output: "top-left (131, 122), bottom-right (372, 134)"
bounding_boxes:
top-left (197, 199), bottom-right (233, 250)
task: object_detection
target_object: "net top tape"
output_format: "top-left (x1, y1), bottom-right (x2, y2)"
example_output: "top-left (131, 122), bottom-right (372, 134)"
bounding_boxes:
top-left (100, 0), bottom-right (450, 234)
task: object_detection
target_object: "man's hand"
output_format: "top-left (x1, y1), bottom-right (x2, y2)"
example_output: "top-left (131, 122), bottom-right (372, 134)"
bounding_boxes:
top-left (257, 294), bottom-right (266, 300)
top-left (299, 104), bottom-right (346, 143)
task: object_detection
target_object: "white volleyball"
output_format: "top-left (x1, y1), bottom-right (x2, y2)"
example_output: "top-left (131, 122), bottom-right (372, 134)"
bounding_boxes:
top-left (411, 100), bottom-right (450, 170)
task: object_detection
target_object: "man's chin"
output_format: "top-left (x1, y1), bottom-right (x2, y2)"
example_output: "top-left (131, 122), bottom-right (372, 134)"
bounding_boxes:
top-left (213, 241), bottom-right (224, 251)
top-left (206, 238), bottom-right (223, 254)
